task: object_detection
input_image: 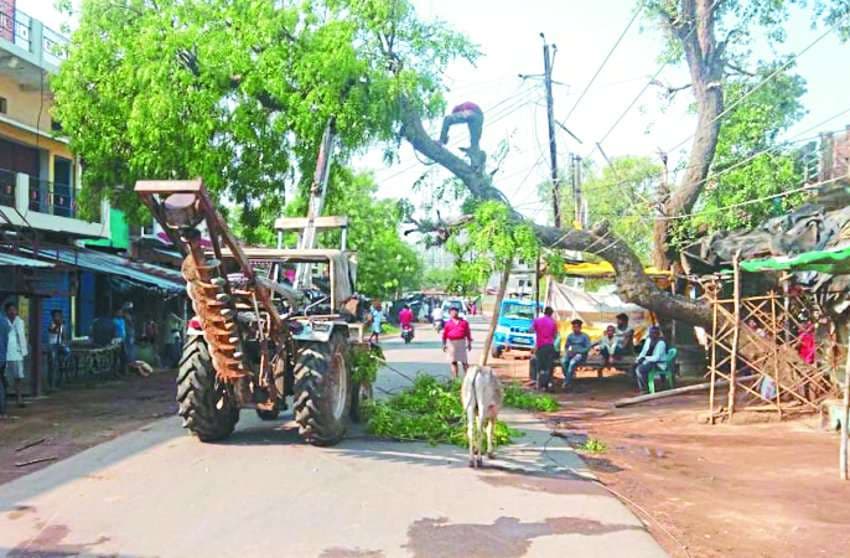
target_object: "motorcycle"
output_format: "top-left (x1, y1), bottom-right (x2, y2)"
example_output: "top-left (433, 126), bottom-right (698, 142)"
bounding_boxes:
top-left (401, 324), bottom-right (414, 344)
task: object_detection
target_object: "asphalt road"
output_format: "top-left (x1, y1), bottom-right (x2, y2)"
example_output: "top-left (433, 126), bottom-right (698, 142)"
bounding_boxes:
top-left (0, 320), bottom-right (665, 557)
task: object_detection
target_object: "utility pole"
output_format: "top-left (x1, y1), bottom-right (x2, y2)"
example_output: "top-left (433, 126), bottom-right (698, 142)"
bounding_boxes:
top-left (571, 154), bottom-right (584, 229)
top-left (541, 34), bottom-right (561, 228)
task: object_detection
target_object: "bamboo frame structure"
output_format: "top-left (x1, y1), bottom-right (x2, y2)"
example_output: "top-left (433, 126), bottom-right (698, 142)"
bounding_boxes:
top-left (703, 274), bottom-right (839, 421)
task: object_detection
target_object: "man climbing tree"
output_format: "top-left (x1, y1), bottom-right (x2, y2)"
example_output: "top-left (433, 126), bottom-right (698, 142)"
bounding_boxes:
top-left (439, 101), bottom-right (484, 152)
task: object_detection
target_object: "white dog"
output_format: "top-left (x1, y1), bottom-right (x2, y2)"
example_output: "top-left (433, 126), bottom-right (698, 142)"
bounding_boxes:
top-left (461, 365), bottom-right (503, 468)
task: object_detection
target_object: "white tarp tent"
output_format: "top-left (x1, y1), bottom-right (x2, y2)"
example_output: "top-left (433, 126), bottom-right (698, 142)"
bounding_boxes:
top-left (545, 280), bottom-right (653, 341)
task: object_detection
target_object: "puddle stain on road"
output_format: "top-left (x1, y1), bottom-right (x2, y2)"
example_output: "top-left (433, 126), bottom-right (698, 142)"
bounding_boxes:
top-left (6, 505), bottom-right (36, 521)
top-left (477, 470), bottom-right (605, 497)
top-left (7, 524), bottom-right (110, 558)
top-left (319, 548), bottom-right (385, 558)
top-left (404, 516), bottom-right (643, 558)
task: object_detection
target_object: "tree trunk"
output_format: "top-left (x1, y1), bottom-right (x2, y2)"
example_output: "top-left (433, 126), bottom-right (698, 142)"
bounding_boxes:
top-left (480, 263), bottom-right (510, 367)
top-left (654, 0), bottom-right (725, 260)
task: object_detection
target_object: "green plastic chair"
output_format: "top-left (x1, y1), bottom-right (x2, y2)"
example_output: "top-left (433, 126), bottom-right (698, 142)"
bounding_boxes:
top-left (647, 347), bottom-right (678, 394)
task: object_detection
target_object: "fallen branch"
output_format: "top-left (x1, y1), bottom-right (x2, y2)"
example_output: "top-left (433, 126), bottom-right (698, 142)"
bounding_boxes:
top-left (15, 456), bottom-right (58, 468)
top-left (614, 380), bottom-right (729, 408)
top-left (15, 438), bottom-right (47, 453)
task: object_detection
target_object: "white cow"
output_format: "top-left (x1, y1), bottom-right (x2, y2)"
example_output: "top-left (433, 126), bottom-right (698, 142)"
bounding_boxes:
top-left (461, 365), bottom-right (504, 468)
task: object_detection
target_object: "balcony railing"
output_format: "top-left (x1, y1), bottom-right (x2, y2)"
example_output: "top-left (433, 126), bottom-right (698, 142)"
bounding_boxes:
top-left (27, 175), bottom-right (75, 218)
top-left (0, 4), bottom-right (67, 65)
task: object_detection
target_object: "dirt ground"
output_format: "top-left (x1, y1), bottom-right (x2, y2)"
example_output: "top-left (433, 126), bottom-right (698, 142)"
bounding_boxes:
top-left (0, 371), bottom-right (176, 486)
top-left (496, 356), bottom-right (850, 558)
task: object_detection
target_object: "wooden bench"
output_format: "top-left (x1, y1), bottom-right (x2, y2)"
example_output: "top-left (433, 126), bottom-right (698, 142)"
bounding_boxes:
top-left (529, 351), bottom-right (637, 381)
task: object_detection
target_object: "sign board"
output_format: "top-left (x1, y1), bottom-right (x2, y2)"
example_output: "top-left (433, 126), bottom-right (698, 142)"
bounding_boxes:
top-left (0, 0), bottom-right (14, 43)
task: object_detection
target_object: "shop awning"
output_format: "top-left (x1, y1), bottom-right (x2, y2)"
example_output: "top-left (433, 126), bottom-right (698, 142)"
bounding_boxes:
top-left (27, 247), bottom-right (184, 293)
top-left (0, 252), bottom-right (55, 269)
top-left (561, 262), bottom-right (671, 278)
top-left (740, 245), bottom-right (850, 275)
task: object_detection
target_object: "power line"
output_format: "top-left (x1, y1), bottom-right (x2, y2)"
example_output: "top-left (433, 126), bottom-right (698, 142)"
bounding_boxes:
top-left (660, 175), bottom-right (846, 222)
top-left (563, 1), bottom-right (644, 123)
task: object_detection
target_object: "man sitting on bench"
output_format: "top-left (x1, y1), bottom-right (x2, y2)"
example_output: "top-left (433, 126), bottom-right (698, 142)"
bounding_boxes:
top-left (633, 326), bottom-right (667, 391)
top-left (598, 313), bottom-right (635, 367)
top-left (563, 319), bottom-right (591, 390)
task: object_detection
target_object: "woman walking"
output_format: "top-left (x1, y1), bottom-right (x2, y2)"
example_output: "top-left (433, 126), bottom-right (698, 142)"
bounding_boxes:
top-left (442, 306), bottom-right (472, 379)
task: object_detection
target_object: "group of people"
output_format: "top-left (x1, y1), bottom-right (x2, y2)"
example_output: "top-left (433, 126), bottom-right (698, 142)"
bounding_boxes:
top-left (1, 300), bottom-right (141, 419)
top-left (531, 309), bottom-right (670, 393)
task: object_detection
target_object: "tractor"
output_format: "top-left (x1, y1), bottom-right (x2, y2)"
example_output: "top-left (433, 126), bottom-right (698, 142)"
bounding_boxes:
top-left (135, 179), bottom-right (368, 445)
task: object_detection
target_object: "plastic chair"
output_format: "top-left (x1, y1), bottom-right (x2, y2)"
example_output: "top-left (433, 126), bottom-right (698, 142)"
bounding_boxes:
top-left (647, 347), bottom-right (678, 394)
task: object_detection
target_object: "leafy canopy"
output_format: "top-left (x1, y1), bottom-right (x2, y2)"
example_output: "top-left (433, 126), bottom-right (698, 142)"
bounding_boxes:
top-left (53, 0), bottom-right (478, 223)
top-left (446, 202), bottom-right (539, 295)
top-left (671, 65), bottom-right (808, 247)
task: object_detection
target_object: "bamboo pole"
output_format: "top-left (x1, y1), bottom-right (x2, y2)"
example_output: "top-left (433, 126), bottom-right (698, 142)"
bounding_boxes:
top-left (841, 335), bottom-right (850, 480)
top-left (728, 253), bottom-right (741, 421)
top-left (709, 283), bottom-right (719, 425)
top-left (771, 292), bottom-right (783, 419)
top-left (480, 263), bottom-right (511, 367)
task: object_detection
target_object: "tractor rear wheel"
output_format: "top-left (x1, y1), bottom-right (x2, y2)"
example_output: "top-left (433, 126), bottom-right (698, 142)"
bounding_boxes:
top-left (293, 331), bottom-right (352, 446)
top-left (176, 336), bottom-right (239, 442)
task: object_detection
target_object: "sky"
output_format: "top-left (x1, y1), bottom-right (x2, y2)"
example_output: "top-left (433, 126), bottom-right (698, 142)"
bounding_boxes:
top-left (24, 0), bottom-right (850, 226)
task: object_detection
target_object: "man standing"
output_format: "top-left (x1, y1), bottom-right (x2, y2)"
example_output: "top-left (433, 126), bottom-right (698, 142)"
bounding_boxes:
top-left (439, 101), bottom-right (484, 151)
top-left (531, 306), bottom-right (558, 392)
top-left (46, 309), bottom-right (67, 392)
top-left (0, 304), bottom-right (7, 418)
top-left (634, 326), bottom-right (667, 392)
top-left (4, 302), bottom-right (28, 408)
top-left (368, 300), bottom-right (384, 346)
top-left (562, 319), bottom-right (591, 389)
top-left (442, 306), bottom-right (472, 379)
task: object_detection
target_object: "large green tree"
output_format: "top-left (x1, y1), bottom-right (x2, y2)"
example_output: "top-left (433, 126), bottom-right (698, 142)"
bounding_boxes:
top-left (53, 0), bottom-right (476, 224)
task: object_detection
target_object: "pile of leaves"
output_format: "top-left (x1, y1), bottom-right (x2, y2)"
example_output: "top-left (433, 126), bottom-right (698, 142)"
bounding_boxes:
top-left (365, 375), bottom-right (515, 446)
top-left (502, 383), bottom-right (559, 412)
top-left (365, 376), bottom-right (558, 446)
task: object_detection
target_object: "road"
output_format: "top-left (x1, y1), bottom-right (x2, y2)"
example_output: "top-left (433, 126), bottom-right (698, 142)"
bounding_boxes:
top-left (0, 320), bottom-right (665, 557)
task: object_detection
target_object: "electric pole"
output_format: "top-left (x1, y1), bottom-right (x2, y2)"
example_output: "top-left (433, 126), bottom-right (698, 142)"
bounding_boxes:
top-left (541, 34), bottom-right (561, 228)
top-left (571, 154), bottom-right (584, 229)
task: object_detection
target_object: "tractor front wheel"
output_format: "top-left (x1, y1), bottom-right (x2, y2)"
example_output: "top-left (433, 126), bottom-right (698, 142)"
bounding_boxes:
top-left (293, 331), bottom-right (352, 446)
top-left (176, 336), bottom-right (239, 442)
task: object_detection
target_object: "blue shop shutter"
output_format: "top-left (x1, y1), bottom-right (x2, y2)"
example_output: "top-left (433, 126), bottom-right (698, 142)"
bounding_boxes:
top-left (78, 271), bottom-right (96, 337)
top-left (37, 273), bottom-right (71, 344)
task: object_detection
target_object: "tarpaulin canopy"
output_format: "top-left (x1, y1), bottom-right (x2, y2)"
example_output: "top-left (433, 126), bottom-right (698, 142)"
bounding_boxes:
top-left (561, 262), bottom-right (671, 278)
top-left (546, 280), bottom-right (653, 342)
top-left (740, 245), bottom-right (850, 275)
top-left (25, 246), bottom-right (184, 293)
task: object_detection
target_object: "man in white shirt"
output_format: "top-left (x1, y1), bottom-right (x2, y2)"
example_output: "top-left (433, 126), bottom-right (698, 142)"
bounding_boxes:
top-left (633, 326), bottom-right (666, 392)
top-left (4, 303), bottom-right (28, 408)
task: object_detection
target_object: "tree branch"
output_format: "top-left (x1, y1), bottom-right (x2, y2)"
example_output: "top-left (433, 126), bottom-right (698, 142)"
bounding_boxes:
top-left (398, 102), bottom-right (711, 326)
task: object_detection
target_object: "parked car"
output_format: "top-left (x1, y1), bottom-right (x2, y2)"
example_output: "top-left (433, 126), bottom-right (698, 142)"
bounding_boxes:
top-left (440, 298), bottom-right (468, 318)
top-left (492, 299), bottom-right (541, 358)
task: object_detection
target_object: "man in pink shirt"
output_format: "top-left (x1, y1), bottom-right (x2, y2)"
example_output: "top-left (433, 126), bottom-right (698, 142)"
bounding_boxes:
top-left (442, 306), bottom-right (472, 378)
top-left (531, 307), bottom-right (558, 392)
top-left (439, 101), bottom-right (484, 152)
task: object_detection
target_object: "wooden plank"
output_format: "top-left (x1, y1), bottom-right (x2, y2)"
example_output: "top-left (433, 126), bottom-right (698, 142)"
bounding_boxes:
top-left (134, 179), bottom-right (203, 193)
top-left (274, 216), bottom-right (349, 231)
